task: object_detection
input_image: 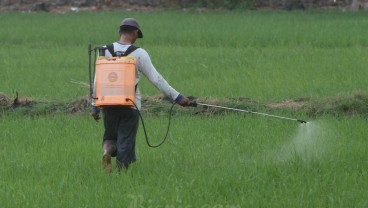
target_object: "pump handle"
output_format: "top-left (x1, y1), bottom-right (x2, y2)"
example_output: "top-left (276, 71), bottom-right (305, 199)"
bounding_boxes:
top-left (98, 46), bottom-right (106, 57)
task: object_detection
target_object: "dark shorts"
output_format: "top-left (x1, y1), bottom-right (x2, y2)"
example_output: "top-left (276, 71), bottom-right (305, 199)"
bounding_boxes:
top-left (102, 106), bottom-right (139, 165)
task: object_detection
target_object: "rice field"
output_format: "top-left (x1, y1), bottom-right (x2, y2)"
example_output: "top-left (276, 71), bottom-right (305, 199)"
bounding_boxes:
top-left (0, 10), bottom-right (367, 207)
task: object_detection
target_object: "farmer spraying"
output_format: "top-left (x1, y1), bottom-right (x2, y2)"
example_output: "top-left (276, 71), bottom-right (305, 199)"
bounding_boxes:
top-left (91, 18), bottom-right (191, 172)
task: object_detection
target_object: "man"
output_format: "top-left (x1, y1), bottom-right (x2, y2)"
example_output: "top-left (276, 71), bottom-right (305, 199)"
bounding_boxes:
top-left (91, 18), bottom-right (191, 172)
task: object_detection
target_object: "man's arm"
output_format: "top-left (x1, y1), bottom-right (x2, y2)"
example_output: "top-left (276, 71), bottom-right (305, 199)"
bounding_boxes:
top-left (135, 49), bottom-right (189, 106)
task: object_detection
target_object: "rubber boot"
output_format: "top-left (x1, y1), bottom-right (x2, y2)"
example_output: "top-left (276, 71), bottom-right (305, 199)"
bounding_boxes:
top-left (102, 143), bottom-right (117, 173)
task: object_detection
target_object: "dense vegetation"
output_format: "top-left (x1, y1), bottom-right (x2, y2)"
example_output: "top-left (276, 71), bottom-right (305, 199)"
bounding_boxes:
top-left (0, 10), bottom-right (367, 207)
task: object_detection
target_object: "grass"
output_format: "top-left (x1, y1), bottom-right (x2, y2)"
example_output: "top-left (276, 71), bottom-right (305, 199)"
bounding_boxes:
top-left (0, 10), bottom-right (368, 207)
top-left (0, 114), bottom-right (367, 207)
top-left (1, 11), bottom-right (368, 101)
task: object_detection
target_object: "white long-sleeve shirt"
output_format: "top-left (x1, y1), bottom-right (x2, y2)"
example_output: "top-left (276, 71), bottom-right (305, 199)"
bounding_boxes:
top-left (92, 42), bottom-right (180, 110)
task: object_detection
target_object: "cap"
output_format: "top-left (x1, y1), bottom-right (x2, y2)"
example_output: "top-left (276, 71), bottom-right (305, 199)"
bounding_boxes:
top-left (120, 18), bottom-right (143, 38)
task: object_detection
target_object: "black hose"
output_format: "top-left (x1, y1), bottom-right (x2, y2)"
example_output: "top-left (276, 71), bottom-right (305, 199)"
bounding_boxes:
top-left (127, 98), bottom-right (176, 148)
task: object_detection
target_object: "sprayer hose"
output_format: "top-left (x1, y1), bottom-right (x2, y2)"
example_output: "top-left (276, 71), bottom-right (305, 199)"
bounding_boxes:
top-left (127, 98), bottom-right (176, 148)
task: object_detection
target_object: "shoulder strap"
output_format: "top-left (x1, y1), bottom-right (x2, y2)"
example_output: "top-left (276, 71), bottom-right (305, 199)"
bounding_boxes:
top-left (106, 44), bottom-right (115, 57)
top-left (123, 45), bottom-right (139, 56)
top-left (106, 44), bottom-right (139, 57)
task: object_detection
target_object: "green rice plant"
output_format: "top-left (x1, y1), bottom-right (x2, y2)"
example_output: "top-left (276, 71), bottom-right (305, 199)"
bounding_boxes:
top-left (1, 11), bottom-right (368, 101)
top-left (0, 114), bottom-right (367, 207)
top-left (1, 10), bottom-right (367, 208)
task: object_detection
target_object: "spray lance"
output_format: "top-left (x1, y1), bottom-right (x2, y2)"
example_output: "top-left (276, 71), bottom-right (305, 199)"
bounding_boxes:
top-left (189, 100), bottom-right (308, 124)
top-left (131, 98), bottom-right (307, 148)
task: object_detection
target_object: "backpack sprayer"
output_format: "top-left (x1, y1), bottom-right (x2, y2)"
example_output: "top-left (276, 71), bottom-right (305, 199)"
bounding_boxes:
top-left (88, 43), bottom-right (307, 148)
top-left (88, 44), bottom-right (136, 107)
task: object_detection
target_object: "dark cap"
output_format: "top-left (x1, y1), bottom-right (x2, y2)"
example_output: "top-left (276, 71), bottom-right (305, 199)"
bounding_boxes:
top-left (120, 18), bottom-right (143, 38)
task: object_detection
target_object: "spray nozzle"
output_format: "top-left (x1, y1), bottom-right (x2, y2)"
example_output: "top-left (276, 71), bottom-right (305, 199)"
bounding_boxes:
top-left (297, 120), bottom-right (308, 124)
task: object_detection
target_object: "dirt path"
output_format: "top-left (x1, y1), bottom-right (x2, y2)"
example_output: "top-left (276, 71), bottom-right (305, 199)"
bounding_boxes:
top-left (1, 92), bottom-right (367, 117)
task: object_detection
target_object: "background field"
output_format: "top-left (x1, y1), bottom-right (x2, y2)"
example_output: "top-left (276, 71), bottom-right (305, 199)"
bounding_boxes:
top-left (1, 11), bottom-right (368, 101)
top-left (1, 10), bottom-right (367, 207)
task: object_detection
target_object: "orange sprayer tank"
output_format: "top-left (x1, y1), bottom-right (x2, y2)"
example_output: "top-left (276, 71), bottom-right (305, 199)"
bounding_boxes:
top-left (94, 56), bottom-right (136, 107)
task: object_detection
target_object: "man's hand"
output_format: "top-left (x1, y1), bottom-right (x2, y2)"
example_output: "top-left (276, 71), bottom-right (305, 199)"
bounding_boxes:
top-left (92, 112), bottom-right (101, 122)
top-left (175, 94), bottom-right (191, 107)
top-left (179, 96), bottom-right (191, 107)
top-left (91, 106), bottom-right (101, 122)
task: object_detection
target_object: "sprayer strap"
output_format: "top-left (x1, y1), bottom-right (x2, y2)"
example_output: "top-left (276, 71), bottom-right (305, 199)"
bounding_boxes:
top-left (106, 44), bottom-right (115, 56)
top-left (106, 44), bottom-right (139, 57)
top-left (124, 45), bottom-right (139, 56)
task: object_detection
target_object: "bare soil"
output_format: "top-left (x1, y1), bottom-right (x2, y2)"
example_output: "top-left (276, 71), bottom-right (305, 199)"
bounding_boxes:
top-left (1, 92), bottom-right (367, 117)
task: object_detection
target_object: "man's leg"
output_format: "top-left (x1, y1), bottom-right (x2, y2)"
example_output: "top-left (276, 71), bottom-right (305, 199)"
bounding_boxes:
top-left (116, 108), bottom-right (139, 172)
top-left (102, 140), bottom-right (117, 173)
top-left (101, 108), bottom-right (119, 173)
